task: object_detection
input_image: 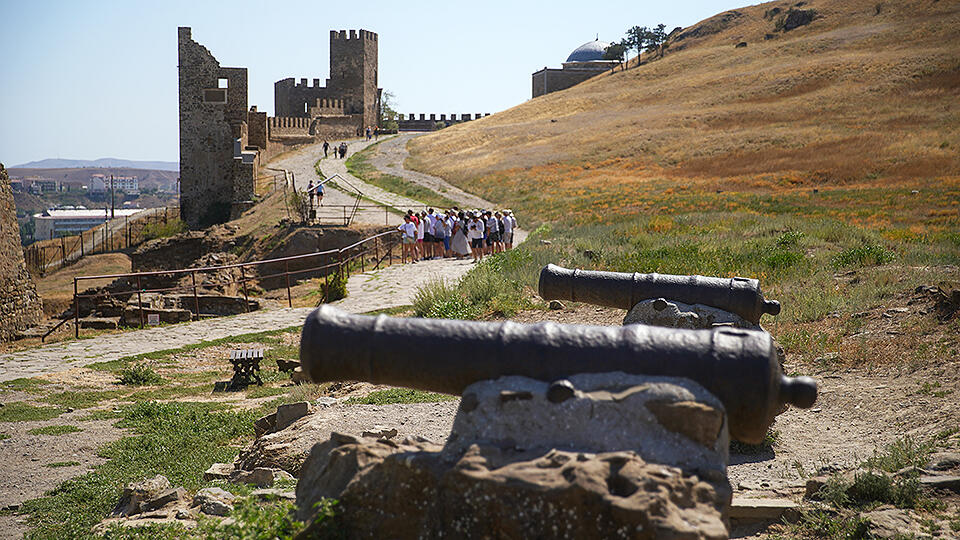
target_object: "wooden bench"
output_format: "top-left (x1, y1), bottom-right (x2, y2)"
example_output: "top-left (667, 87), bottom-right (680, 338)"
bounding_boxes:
top-left (228, 348), bottom-right (264, 389)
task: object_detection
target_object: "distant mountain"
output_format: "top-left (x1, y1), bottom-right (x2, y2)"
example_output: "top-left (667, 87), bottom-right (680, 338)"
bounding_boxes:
top-left (12, 158), bottom-right (179, 172)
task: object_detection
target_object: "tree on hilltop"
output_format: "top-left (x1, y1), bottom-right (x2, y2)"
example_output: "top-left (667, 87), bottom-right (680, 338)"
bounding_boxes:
top-left (621, 23), bottom-right (669, 66)
top-left (624, 26), bottom-right (648, 65)
top-left (645, 24), bottom-right (668, 58)
top-left (603, 42), bottom-right (627, 70)
top-left (379, 90), bottom-right (398, 132)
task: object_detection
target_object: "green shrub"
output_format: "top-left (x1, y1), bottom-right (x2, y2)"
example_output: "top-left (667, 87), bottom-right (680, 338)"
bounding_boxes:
top-left (140, 219), bottom-right (186, 242)
top-left (320, 272), bottom-right (348, 303)
top-left (117, 365), bottom-right (164, 386)
top-left (0, 402), bottom-right (63, 422)
top-left (832, 243), bottom-right (895, 268)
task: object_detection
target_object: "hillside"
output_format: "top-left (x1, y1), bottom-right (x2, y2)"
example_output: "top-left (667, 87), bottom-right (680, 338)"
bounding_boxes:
top-left (408, 0), bottom-right (960, 225)
top-left (12, 158), bottom-right (179, 171)
top-left (7, 167), bottom-right (179, 192)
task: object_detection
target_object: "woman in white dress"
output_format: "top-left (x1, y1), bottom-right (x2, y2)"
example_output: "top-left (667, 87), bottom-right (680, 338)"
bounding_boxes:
top-left (452, 211), bottom-right (470, 258)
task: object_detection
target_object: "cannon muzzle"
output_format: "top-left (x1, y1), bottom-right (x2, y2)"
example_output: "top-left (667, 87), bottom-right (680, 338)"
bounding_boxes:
top-left (538, 264), bottom-right (781, 325)
top-left (300, 306), bottom-right (816, 444)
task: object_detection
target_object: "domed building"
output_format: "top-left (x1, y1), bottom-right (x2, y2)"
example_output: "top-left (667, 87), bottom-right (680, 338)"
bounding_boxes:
top-left (532, 38), bottom-right (620, 98)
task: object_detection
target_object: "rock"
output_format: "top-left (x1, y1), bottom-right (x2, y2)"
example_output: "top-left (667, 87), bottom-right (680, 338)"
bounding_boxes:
top-left (920, 475), bottom-right (960, 492)
top-left (254, 412), bottom-right (277, 438)
top-left (729, 497), bottom-right (799, 522)
top-left (291, 367), bottom-right (311, 385)
top-left (780, 9), bottom-right (818, 32)
top-left (79, 317), bottom-right (119, 330)
top-left (315, 397), bottom-right (337, 407)
top-left (203, 462), bottom-right (235, 481)
top-left (112, 475), bottom-right (171, 516)
top-left (141, 487), bottom-right (187, 512)
top-left (539, 240), bottom-right (552, 245)
top-left (735, 41), bottom-right (747, 48)
top-left (251, 488), bottom-right (296, 501)
top-left (623, 298), bottom-right (759, 330)
top-left (193, 487), bottom-right (235, 517)
top-left (275, 402), bottom-right (311, 432)
top-left (927, 452), bottom-right (960, 471)
top-left (361, 425), bottom-right (398, 440)
top-left (548, 300), bottom-right (564, 310)
top-left (175, 508), bottom-right (194, 520)
top-left (446, 374), bottom-right (728, 476)
top-left (864, 508), bottom-right (924, 538)
top-left (230, 467), bottom-right (293, 487)
top-left (295, 436), bottom-right (730, 539)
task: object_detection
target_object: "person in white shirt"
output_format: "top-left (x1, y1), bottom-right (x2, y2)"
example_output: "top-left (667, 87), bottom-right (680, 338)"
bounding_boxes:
top-left (415, 212), bottom-right (425, 260)
top-left (504, 210), bottom-right (517, 250)
top-left (397, 215), bottom-right (417, 263)
top-left (466, 212), bottom-right (485, 262)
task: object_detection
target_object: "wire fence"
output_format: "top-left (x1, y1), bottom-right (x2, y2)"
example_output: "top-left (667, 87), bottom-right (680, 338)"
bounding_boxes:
top-left (47, 229), bottom-right (403, 340)
top-left (24, 207), bottom-right (180, 276)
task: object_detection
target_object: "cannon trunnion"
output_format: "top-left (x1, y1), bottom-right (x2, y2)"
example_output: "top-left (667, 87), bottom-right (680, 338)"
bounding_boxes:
top-left (538, 264), bottom-right (782, 325)
top-left (300, 305), bottom-right (816, 444)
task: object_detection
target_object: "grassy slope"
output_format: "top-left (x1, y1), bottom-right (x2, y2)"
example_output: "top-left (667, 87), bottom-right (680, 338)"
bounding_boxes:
top-left (405, 0), bottom-right (960, 371)
top-left (408, 0), bottom-right (960, 228)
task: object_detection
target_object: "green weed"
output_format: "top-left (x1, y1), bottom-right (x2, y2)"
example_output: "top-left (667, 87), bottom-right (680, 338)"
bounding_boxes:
top-left (28, 425), bottom-right (81, 436)
top-left (0, 378), bottom-right (50, 394)
top-left (117, 365), bottom-right (164, 386)
top-left (44, 461), bottom-right (81, 468)
top-left (0, 402), bottom-right (64, 422)
top-left (345, 388), bottom-right (457, 405)
top-left (832, 243), bottom-right (896, 268)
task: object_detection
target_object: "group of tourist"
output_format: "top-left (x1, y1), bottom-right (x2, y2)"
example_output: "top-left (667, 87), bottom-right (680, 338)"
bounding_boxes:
top-left (397, 208), bottom-right (518, 263)
top-left (322, 140), bottom-right (349, 159)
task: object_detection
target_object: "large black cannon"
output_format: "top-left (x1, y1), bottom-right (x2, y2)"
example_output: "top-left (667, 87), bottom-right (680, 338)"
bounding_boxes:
top-left (300, 305), bottom-right (816, 444)
top-left (538, 264), bottom-right (781, 325)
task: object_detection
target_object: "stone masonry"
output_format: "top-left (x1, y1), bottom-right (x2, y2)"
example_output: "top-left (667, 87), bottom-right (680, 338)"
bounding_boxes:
top-left (0, 163), bottom-right (43, 341)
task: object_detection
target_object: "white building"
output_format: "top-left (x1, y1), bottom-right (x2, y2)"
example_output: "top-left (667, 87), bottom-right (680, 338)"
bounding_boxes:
top-left (33, 208), bottom-right (145, 240)
top-left (89, 175), bottom-right (139, 195)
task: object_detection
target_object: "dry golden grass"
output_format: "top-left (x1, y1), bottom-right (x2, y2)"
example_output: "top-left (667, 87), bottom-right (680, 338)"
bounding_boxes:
top-left (35, 253), bottom-right (131, 316)
top-left (408, 0), bottom-right (960, 202)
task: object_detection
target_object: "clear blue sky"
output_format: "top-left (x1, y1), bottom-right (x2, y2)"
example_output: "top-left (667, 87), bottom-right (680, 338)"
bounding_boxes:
top-left (0, 0), bottom-right (745, 166)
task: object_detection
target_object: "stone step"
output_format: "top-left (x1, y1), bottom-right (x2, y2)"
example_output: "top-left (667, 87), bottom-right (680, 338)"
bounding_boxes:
top-left (729, 497), bottom-right (799, 523)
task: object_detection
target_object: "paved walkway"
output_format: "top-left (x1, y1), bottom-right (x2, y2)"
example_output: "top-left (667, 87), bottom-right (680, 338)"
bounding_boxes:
top-left (1, 136), bottom-right (527, 381)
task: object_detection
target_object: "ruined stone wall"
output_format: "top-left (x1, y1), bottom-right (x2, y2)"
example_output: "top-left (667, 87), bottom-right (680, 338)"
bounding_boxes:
top-left (178, 27), bottom-right (254, 228)
top-left (274, 78), bottom-right (333, 118)
top-left (248, 108), bottom-right (268, 150)
top-left (0, 164), bottom-right (42, 341)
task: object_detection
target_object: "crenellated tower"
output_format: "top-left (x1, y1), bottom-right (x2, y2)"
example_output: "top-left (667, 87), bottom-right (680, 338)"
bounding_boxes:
top-left (326, 29), bottom-right (380, 129)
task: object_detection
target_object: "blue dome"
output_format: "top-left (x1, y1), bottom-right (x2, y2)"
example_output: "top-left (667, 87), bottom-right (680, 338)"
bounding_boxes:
top-left (565, 39), bottom-right (611, 62)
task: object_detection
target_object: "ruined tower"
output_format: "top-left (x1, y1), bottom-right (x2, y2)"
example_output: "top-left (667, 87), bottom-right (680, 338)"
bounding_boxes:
top-left (273, 30), bottom-right (381, 131)
top-left (0, 163), bottom-right (42, 341)
top-left (327, 29), bottom-right (380, 129)
top-left (178, 27), bottom-right (257, 229)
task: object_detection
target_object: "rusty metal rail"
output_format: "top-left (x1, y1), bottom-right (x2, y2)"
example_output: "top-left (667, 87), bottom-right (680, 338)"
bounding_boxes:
top-left (55, 229), bottom-right (402, 340)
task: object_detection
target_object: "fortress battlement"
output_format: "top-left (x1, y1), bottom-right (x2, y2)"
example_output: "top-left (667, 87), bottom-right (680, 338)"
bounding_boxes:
top-left (331, 29), bottom-right (377, 41)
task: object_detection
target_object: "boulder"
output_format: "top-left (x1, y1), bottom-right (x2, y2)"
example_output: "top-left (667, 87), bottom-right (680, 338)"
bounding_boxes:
top-left (623, 298), bottom-right (758, 330)
top-left (193, 487), bottom-right (236, 517)
top-left (296, 436), bottom-right (730, 539)
top-left (112, 475), bottom-right (171, 516)
top-left (275, 401), bottom-right (311, 432)
top-left (140, 487), bottom-right (187, 513)
top-left (926, 452), bottom-right (960, 472)
top-left (203, 462), bottom-right (235, 481)
top-left (445, 374), bottom-right (729, 476)
top-left (230, 467), bottom-right (294, 487)
top-left (864, 509), bottom-right (925, 539)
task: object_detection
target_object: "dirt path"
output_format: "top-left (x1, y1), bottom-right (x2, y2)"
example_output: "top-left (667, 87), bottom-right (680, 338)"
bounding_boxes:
top-left (366, 133), bottom-right (496, 210)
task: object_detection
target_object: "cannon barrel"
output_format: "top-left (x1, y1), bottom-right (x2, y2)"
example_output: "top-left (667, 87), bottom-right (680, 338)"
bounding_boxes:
top-left (538, 264), bottom-right (781, 325)
top-left (300, 306), bottom-right (816, 444)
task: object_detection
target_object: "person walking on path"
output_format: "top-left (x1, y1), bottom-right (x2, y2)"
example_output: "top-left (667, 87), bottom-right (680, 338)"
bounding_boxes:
top-left (452, 211), bottom-right (470, 258)
top-left (398, 215), bottom-right (417, 263)
top-left (322, 140), bottom-right (329, 158)
top-left (467, 212), bottom-right (485, 263)
top-left (503, 210), bottom-right (516, 250)
top-left (307, 180), bottom-right (315, 219)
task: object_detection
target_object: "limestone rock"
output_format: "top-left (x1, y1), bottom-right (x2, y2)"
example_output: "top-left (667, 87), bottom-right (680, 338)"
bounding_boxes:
top-left (296, 436), bottom-right (730, 539)
top-left (112, 475), bottom-right (171, 516)
top-left (254, 412), bottom-right (276, 438)
top-left (275, 401), bottom-right (311, 432)
top-left (250, 488), bottom-right (296, 501)
top-left (361, 425), bottom-right (398, 440)
top-left (623, 298), bottom-right (758, 330)
top-left (927, 452), bottom-right (960, 471)
top-left (729, 497), bottom-right (798, 522)
top-left (445, 373), bottom-right (728, 476)
top-left (203, 462), bottom-right (235, 481)
top-left (864, 509), bottom-right (924, 539)
top-left (141, 487), bottom-right (187, 513)
top-left (193, 487), bottom-right (235, 517)
top-left (548, 300), bottom-right (564, 310)
top-left (230, 467), bottom-right (293, 487)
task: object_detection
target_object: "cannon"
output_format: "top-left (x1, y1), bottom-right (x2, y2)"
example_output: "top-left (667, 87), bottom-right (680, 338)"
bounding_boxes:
top-left (538, 264), bottom-right (781, 325)
top-left (300, 306), bottom-right (816, 444)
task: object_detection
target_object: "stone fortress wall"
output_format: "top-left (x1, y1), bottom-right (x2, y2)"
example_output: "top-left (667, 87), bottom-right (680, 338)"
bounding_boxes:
top-left (396, 113), bottom-right (490, 132)
top-left (178, 27), bottom-right (382, 229)
top-left (0, 164), bottom-right (42, 341)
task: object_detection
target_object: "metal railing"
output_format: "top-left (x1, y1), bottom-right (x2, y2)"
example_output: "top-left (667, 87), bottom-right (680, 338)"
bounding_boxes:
top-left (47, 229), bottom-right (403, 341)
top-left (24, 206), bottom-right (180, 276)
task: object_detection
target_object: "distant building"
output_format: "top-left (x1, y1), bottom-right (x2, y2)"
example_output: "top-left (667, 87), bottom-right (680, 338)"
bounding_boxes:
top-left (28, 178), bottom-right (58, 194)
top-left (32, 208), bottom-right (144, 240)
top-left (532, 39), bottom-right (619, 98)
top-left (60, 180), bottom-right (87, 192)
top-left (90, 175), bottom-right (139, 195)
